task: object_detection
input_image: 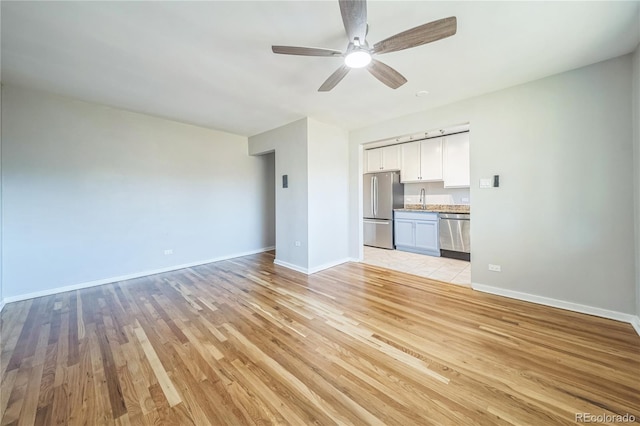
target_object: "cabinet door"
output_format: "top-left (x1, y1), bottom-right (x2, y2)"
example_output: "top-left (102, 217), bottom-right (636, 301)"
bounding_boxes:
top-left (415, 220), bottom-right (439, 252)
top-left (420, 138), bottom-right (443, 181)
top-left (400, 142), bottom-right (420, 182)
top-left (443, 133), bottom-right (470, 187)
top-left (394, 220), bottom-right (415, 247)
top-left (365, 148), bottom-right (383, 172)
top-left (381, 145), bottom-right (401, 171)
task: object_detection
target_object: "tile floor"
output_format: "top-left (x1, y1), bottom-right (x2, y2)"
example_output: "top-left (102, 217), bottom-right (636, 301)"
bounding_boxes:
top-left (362, 246), bottom-right (471, 286)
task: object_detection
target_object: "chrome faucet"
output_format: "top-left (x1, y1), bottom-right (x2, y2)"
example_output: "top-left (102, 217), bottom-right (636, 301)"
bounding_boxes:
top-left (419, 188), bottom-right (426, 210)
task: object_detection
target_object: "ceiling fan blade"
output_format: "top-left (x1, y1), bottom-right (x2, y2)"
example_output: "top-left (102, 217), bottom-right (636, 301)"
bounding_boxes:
top-left (318, 65), bottom-right (350, 92)
top-left (373, 17), bottom-right (457, 55)
top-left (272, 46), bottom-right (343, 57)
top-left (367, 59), bottom-right (407, 89)
top-left (339, 0), bottom-right (367, 43)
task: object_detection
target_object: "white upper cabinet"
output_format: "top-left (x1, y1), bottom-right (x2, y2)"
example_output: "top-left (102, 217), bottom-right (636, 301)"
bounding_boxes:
top-left (443, 133), bottom-right (470, 187)
top-left (381, 145), bottom-right (401, 171)
top-left (364, 145), bottom-right (401, 172)
top-left (365, 148), bottom-right (383, 173)
top-left (367, 132), bottom-right (469, 185)
top-left (420, 138), bottom-right (443, 181)
top-left (400, 142), bottom-right (421, 181)
top-left (400, 138), bottom-right (443, 182)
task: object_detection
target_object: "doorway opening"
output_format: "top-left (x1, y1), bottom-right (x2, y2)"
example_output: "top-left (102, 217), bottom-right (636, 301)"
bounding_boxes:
top-left (360, 124), bottom-right (471, 286)
top-left (260, 152), bottom-right (276, 257)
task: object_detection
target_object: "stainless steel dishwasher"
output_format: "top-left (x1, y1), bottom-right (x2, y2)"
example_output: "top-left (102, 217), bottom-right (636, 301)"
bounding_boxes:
top-left (439, 213), bottom-right (470, 261)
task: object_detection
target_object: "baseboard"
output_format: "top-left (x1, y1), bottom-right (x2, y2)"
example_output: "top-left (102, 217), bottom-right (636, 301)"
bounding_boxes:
top-left (273, 259), bottom-right (309, 274)
top-left (348, 257), bottom-right (362, 262)
top-left (308, 258), bottom-right (350, 274)
top-left (631, 316), bottom-right (640, 336)
top-left (395, 245), bottom-right (440, 257)
top-left (472, 283), bottom-right (639, 334)
top-left (273, 258), bottom-right (351, 275)
top-left (2, 246), bottom-right (276, 305)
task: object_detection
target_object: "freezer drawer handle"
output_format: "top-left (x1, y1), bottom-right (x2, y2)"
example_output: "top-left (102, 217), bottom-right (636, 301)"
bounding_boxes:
top-left (363, 220), bottom-right (390, 224)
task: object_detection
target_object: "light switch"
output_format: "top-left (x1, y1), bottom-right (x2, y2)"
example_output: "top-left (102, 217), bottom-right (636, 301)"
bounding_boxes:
top-left (479, 178), bottom-right (492, 188)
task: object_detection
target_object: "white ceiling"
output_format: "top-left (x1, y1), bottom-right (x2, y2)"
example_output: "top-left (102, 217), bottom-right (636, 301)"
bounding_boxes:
top-left (2, 1), bottom-right (639, 137)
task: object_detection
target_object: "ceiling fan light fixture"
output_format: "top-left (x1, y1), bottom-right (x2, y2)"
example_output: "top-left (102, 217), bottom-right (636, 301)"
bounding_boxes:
top-left (272, 0), bottom-right (457, 91)
top-left (344, 50), bottom-right (371, 68)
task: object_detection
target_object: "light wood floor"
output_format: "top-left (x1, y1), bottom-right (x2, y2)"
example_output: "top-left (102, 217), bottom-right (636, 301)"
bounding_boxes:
top-left (1, 252), bottom-right (638, 425)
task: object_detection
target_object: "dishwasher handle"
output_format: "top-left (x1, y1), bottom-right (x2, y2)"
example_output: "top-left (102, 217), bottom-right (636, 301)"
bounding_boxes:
top-left (439, 213), bottom-right (470, 220)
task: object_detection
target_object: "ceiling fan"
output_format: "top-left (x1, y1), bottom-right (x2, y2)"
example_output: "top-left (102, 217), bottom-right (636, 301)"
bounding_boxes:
top-left (272, 0), bottom-right (457, 92)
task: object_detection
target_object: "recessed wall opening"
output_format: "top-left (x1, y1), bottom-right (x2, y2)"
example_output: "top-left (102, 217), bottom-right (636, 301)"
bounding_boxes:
top-left (360, 123), bottom-right (471, 286)
top-left (259, 151), bottom-right (276, 257)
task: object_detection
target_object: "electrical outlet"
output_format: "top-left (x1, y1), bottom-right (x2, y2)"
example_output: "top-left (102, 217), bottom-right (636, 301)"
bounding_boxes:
top-left (164, 249), bottom-right (173, 255)
top-left (294, 241), bottom-right (301, 247)
top-left (488, 264), bottom-right (501, 272)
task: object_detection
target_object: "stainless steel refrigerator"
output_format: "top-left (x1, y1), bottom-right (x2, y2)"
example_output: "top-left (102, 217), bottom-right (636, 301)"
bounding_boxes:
top-left (363, 171), bottom-right (404, 249)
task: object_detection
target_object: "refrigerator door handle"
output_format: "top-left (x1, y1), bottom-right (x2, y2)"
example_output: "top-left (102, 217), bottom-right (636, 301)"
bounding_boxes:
top-left (370, 177), bottom-right (375, 218)
top-left (373, 176), bottom-right (378, 217)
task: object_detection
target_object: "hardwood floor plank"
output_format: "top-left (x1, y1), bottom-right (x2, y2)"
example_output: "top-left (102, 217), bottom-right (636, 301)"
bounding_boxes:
top-left (67, 292), bottom-right (80, 367)
top-left (1, 301), bottom-right (32, 378)
top-left (4, 298), bottom-right (44, 373)
top-left (87, 322), bottom-right (111, 424)
top-left (1, 252), bottom-right (638, 425)
top-left (0, 369), bottom-right (18, 419)
top-left (1, 363), bottom-right (30, 425)
top-left (132, 322), bottom-right (182, 408)
top-left (231, 358), bottom-right (308, 425)
top-left (16, 323), bottom-right (50, 426)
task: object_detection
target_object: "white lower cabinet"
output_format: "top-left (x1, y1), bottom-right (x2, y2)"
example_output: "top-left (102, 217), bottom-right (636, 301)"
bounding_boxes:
top-left (394, 211), bottom-right (440, 256)
top-left (394, 219), bottom-right (415, 247)
top-left (415, 221), bottom-right (439, 253)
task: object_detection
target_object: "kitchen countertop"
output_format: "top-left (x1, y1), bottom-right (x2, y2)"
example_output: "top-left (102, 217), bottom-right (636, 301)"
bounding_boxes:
top-left (395, 204), bottom-right (470, 214)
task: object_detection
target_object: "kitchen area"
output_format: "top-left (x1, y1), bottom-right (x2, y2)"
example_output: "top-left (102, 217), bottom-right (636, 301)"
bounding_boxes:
top-left (363, 124), bottom-right (471, 285)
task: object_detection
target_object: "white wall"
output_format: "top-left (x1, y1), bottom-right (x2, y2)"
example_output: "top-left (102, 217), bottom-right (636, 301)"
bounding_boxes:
top-left (404, 182), bottom-right (470, 206)
top-left (0, 90), bottom-right (3, 306)
top-left (248, 117), bottom-right (350, 273)
top-left (633, 43), bottom-right (640, 319)
top-left (307, 118), bottom-right (349, 270)
top-left (1, 6), bottom-right (3, 309)
top-left (249, 118), bottom-right (309, 270)
top-left (351, 55), bottom-right (636, 315)
top-left (0, 87), bottom-right (3, 308)
top-left (1, 85), bottom-right (275, 300)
